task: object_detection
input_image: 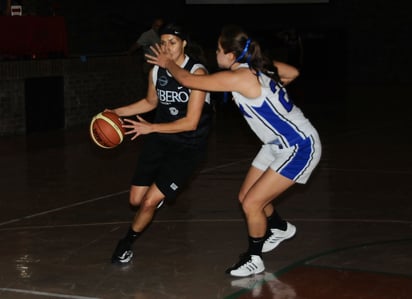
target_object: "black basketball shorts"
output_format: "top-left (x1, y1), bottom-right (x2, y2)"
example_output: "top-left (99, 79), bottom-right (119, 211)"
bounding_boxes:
top-left (131, 135), bottom-right (206, 200)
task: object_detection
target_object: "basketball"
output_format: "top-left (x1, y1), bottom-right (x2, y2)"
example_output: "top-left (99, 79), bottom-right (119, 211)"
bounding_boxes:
top-left (89, 111), bottom-right (125, 149)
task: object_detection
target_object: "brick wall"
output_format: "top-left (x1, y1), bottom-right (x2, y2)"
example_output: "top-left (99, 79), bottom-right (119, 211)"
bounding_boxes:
top-left (0, 55), bottom-right (145, 136)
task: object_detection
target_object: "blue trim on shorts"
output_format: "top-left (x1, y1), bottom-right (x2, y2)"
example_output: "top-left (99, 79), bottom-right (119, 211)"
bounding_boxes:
top-left (278, 137), bottom-right (313, 181)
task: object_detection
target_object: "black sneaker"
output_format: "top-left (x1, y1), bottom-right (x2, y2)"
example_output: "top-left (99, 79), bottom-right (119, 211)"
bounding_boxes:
top-left (111, 239), bottom-right (133, 264)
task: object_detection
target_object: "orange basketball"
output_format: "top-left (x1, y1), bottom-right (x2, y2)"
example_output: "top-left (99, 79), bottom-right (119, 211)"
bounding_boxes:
top-left (89, 111), bottom-right (125, 149)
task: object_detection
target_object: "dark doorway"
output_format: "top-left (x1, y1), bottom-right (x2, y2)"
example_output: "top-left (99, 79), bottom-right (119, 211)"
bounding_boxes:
top-left (25, 76), bottom-right (64, 134)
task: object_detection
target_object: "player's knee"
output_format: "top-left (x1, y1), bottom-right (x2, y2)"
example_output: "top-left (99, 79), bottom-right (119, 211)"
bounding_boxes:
top-left (129, 195), bottom-right (141, 206)
top-left (238, 191), bottom-right (246, 203)
top-left (140, 197), bottom-right (161, 211)
top-left (241, 198), bottom-right (260, 215)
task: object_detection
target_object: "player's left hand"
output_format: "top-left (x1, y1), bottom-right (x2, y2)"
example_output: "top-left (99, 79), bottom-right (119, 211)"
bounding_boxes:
top-left (122, 115), bottom-right (153, 140)
top-left (145, 44), bottom-right (171, 69)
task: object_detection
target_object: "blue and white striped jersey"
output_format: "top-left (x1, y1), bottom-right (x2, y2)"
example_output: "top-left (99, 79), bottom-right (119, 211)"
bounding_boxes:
top-left (232, 64), bottom-right (318, 149)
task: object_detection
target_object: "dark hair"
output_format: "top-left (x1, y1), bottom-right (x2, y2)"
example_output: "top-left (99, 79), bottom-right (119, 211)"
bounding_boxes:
top-left (159, 23), bottom-right (207, 66)
top-left (219, 24), bottom-right (280, 83)
top-left (159, 23), bottom-right (187, 41)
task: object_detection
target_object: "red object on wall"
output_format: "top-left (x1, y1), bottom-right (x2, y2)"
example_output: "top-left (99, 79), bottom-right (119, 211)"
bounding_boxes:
top-left (0, 16), bottom-right (68, 59)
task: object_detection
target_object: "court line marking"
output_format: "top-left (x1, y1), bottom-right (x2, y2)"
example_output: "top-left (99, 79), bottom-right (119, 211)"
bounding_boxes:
top-left (225, 237), bottom-right (412, 299)
top-left (321, 167), bottom-right (412, 175)
top-left (0, 288), bottom-right (100, 299)
top-left (0, 191), bottom-right (128, 227)
top-left (0, 156), bottom-right (408, 228)
top-left (1, 218), bottom-right (411, 231)
top-left (0, 160), bottom-right (250, 228)
top-left (0, 159), bottom-right (252, 297)
top-left (199, 159), bottom-right (251, 173)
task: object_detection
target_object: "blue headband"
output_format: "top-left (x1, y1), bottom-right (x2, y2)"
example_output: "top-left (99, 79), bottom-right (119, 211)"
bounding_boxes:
top-left (236, 38), bottom-right (251, 62)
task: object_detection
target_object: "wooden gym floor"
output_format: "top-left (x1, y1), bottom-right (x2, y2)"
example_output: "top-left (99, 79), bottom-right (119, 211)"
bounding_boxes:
top-left (0, 80), bottom-right (411, 299)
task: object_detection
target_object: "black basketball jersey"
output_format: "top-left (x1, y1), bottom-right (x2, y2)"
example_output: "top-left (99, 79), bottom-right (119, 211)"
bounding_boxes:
top-left (152, 55), bottom-right (213, 148)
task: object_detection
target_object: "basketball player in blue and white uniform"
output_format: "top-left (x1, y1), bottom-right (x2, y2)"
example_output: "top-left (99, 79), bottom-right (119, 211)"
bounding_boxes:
top-left (108, 23), bottom-right (213, 265)
top-left (147, 24), bottom-right (322, 277)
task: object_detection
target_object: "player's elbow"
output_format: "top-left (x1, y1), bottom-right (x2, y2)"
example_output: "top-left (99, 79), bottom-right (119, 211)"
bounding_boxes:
top-left (293, 68), bottom-right (300, 79)
top-left (293, 67), bottom-right (300, 78)
top-left (284, 68), bottom-right (300, 85)
top-left (184, 119), bottom-right (199, 131)
top-left (286, 65), bottom-right (300, 81)
top-left (186, 123), bottom-right (198, 131)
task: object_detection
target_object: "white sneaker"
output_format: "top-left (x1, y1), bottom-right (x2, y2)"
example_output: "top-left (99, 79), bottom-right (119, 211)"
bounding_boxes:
top-left (229, 255), bottom-right (265, 277)
top-left (262, 222), bottom-right (296, 253)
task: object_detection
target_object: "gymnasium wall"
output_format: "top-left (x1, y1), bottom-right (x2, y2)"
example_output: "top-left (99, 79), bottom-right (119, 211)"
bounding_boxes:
top-left (0, 0), bottom-right (411, 136)
top-left (0, 55), bottom-right (145, 136)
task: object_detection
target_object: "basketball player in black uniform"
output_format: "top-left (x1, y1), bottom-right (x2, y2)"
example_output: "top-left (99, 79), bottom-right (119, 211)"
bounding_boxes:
top-left (108, 23), bottom-right (213, 264)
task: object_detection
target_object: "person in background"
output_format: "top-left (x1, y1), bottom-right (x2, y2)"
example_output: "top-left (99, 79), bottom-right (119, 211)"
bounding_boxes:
top-left (128, 17), bottom-right (165, 76)
top-left (109, 23), bottom-right (213, 265)
top-left (146, 24), bottom-right (321, 277)
top-left (276, 28), bottom-right (304, 70)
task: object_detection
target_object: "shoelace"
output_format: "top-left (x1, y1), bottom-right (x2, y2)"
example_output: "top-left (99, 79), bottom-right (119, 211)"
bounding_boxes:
top-left (233, 254), bottom-right (253, 269)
